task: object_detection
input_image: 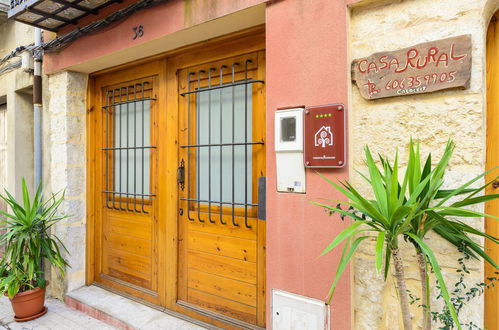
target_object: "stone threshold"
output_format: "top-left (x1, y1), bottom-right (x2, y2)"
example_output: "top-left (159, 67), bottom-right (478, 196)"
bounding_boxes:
top-left (65, 285), bottom-right (216, 330)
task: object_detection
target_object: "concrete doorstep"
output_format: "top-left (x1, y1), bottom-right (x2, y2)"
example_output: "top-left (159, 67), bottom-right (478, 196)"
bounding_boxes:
top-left (65, 285), bottom-right (211, 330)
top-left (0, 286), bottom-right (212, 330)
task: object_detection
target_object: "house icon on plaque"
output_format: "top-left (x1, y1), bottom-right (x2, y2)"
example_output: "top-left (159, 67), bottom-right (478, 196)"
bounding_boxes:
top-left (315, 126), bottom-right (334, 148)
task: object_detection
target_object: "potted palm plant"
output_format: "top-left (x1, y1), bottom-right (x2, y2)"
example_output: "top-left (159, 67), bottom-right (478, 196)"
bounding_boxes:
top-left (0, 179), bottom-right (69, 322)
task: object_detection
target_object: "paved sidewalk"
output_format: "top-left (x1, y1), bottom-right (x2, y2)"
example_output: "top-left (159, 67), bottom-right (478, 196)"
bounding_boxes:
top-left (0, 296), bottom-right (118, 330)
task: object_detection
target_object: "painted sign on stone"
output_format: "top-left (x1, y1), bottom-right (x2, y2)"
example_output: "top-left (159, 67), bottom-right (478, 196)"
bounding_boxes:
top-left (352, 35), bottom-right (472, 100)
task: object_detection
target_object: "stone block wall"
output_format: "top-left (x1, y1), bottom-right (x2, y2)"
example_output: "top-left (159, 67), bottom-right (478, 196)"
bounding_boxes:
top-left (348, 0), bottom-right (499, 328)
top-left (43, 71), bottom-right (88, 299)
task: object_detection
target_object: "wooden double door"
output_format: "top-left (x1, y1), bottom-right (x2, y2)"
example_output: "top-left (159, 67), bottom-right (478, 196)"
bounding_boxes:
top-left (88, 32), bottom-right (266, 329)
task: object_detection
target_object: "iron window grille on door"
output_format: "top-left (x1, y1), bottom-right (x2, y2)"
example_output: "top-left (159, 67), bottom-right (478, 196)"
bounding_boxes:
top-left (180, 60), bottom-right (264, 228)
top-left (103, 81), bottom-right (156, 214)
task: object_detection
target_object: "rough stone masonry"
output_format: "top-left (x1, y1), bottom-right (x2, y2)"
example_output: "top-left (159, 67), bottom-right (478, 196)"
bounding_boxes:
top-left (348, 0), bottom-right (498, 328)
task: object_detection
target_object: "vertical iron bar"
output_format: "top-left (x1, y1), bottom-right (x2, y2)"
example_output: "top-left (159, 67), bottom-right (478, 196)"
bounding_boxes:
top-left (112, 89), bottom-right (118, 210)
top-left (133, 84), bottom-right (139, 212)
top-left (141, 82), bottom-right (147, 213)
top-left (244, 60), bottom-right (251, 228)
top-left (219, 66), bottom-right (226, 225)
top-left (197, 70), bottom-right (205, 223)
top-left (187, 73), bottom-right (195, 221)
top-left (105, 90), bottom-right (110, 209)
top-left (208, 68), bottom-right (215, 223)
top-left (231, 63), bottom-right (239, 227)
top-left (118, 88), bottom-right (125, 210)
top-left (126, 85), bottom-right (131, 211)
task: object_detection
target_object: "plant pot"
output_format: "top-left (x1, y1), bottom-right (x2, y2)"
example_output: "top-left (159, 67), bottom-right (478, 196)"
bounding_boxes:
top-left (5, 281), bottom-right (48, 321)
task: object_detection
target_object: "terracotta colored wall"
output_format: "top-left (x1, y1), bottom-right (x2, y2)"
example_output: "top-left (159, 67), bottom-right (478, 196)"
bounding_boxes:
top-left (44, 0), bottom-right (266, 73)
top-left (265, 0), bottom-right (351, 328)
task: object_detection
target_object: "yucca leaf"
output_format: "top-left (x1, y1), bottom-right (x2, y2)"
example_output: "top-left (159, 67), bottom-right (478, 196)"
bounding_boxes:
top-left (387, 151), bottom-right (400, 218)
top-left (433, 207), bottom-right (499, 219)
top-left (431, 220), bottom-right (499, 269)
top-left (452, 220), bottom-right (499, 244)
top-left (406, 174), bottom-right (433, 206)
top-left (419, 153), bottom-right (432, 203)
top-left (375, 232), bottom-right (385, 273)
top-left (342, 181), bottom-right (389, 227)
top-left (365, 146), bottom-right (389, 217)
top-left (451, 194), bottom-right (499, 208)
top-left (431, 141), bottom-right (454, 182)
top-left (435, 166), bottom-right (499, 207)
top-left (315, 172), bottom-right (359, 202)
top-left (434, 189), bottom-right (476, 199)
top-left (354, 169), bottom-right (372, 185)
top-left (21, 178), bottom-right (31, 218)
top-left (326, 236), bottom-right (370, 303)
top-left (320, 221), bottom-right (370, 256)
top-left (384, 243), bottom-right (392, 280)
top-left (390, 206), bottom-right (413, 226)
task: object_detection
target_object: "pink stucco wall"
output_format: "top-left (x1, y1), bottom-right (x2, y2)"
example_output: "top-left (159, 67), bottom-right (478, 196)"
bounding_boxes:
top-left (46, 0), bottom-right (354, 328)
top-left (44, 0), bottom-right (267, 73)
top-left (265, 0), bottom-right (351, 328)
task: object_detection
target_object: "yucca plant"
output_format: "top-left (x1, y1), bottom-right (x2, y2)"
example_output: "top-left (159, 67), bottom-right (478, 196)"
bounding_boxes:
top-left (0, 179), bottom-right (69, 298)
top-left (401, 140), bottom-right (499, 329)
top-left (314, 140), bottom-right (499, 330)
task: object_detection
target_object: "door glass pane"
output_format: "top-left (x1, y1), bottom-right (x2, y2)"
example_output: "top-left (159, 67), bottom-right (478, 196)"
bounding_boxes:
top-left (196, 84), bottom-right (252, 205)
top-left (113, 100), bottom-right (151, 195)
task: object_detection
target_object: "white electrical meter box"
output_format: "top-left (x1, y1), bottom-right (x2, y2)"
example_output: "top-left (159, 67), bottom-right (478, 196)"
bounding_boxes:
top-left (272, 290), bottom-right (330, 330)
top-left (275, 107), bottom-right (306, 193)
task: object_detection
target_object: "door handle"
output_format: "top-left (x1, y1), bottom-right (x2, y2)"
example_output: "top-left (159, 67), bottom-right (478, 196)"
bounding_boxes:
top-left (177, 159), bottom-right (185, 191)
top-left (258, 177), bottom-right (266, 220)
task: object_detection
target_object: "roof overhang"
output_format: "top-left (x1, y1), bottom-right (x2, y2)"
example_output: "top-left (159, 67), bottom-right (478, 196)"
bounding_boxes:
top-left (8, 0), bottom-right (121, 32)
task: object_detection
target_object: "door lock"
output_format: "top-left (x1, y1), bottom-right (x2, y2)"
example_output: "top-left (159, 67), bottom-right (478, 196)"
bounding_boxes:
top-left (177, 159), bottom-right (185, 191)
top-left (493, 180), bottom-right (499, 189)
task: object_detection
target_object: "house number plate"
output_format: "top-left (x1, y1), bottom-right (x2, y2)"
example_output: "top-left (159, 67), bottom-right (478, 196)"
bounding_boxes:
top-left (304, 104), bottom-right (346, 168)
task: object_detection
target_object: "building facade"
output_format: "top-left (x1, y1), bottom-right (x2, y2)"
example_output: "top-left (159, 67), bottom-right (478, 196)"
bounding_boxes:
top-left (0, 1), bottom-right (34, 252)
top-left (4, 0), bottom-right (499, 328)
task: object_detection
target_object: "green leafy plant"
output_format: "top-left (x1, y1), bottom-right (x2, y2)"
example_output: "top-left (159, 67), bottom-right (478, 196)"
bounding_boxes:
top-left (314, 140), bottom-right (499, 330)
top-left (0, 179), bottom-right (69, 298)
top-left (409, 251), bottom-right (499, 330)
top-left (398, 141), bottom-right (499, 329)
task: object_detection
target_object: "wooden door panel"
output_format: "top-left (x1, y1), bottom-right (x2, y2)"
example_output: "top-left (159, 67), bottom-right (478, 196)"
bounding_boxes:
top-left (187, 230), bottom-right (257, 262)
top-left (188, 269), bottom-right (257, 306)
top-left (187, 251), bottom-right (257, 284)
top-left (107, 233), bottom-right (152, 256)
top-left (92, 72), bottom-right (161, 304)
top-left (178, 51), bottom-right (266, 327)
top-left (187, 289), bottom-right (257, 324)
top-left (108, 217), bottom-right (152, 241)
top-left (185, 214), bottom-right (258, 239)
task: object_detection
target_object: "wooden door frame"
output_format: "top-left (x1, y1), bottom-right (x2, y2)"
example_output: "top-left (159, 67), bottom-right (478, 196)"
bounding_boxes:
top-left (86, 26), bottom-right (266, 329)
top-left (486, 14), bottom-right (499, 330)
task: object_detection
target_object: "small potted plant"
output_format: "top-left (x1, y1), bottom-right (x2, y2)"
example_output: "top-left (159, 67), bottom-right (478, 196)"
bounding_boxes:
top-left (0, 179), bottom-right (69, 322)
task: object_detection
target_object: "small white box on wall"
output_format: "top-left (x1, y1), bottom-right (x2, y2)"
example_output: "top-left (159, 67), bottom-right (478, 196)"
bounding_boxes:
top-left (275, 107), bottom-right (306, 193)
top-left (272, 290), bottom-right (330, 330)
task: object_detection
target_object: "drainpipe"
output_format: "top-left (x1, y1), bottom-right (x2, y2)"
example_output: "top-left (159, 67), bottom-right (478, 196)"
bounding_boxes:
top-left (33, 28), bottom-right (44, 275)
top-left (33, 28), bottom-right (42, 189)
